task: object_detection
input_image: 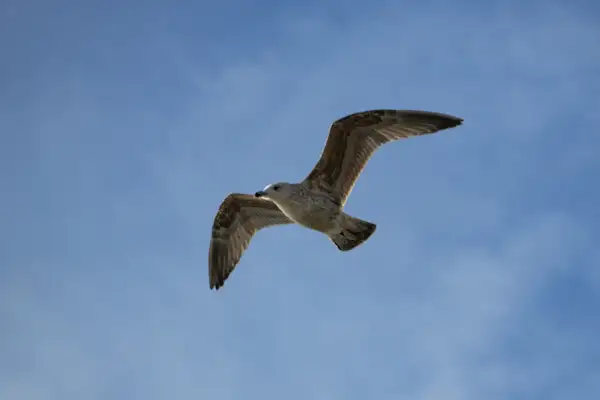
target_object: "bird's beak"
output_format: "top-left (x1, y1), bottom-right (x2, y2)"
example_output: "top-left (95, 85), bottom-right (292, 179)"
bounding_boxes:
top-left (255, 191), bottom-right (266, 198)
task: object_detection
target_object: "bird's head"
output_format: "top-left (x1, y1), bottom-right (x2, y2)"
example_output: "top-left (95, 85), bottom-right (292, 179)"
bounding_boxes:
top-left (255, 182), bottom-right (293, 201)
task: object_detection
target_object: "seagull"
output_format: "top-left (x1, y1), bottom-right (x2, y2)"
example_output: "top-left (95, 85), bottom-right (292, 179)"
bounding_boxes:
top-left (208, 109), bottom-right (463, 289)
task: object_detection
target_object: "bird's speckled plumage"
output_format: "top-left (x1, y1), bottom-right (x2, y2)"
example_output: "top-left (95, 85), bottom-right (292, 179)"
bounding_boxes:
top-left (209, 194), bottom-right (293, 289)
top-left (209, 109), bottom-right (464, 290)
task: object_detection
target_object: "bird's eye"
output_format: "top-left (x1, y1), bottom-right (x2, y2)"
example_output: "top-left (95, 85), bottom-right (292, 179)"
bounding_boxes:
top-left (273, 185), bottom-right (280, 191)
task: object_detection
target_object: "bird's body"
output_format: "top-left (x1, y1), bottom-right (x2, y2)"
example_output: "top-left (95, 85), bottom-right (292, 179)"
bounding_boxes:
top-left (208, 109), bottom-right (464, 290)
top-left (270, 184), bottom-right (342, 234)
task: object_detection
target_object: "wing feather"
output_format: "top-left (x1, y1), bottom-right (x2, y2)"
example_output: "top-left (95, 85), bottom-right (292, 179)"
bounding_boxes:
top-left (303, 109), bottom-right (463, 205)
top-left (209, 193), bottom-right (293, 290)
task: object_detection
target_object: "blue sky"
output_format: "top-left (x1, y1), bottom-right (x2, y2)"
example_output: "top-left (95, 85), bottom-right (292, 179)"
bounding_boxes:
top-left (1, 0), bottom-right (599, 399)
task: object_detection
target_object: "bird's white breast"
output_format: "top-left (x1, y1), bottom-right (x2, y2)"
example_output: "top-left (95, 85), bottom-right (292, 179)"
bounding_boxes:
top-left (275, 193), bottom-right (341, 233)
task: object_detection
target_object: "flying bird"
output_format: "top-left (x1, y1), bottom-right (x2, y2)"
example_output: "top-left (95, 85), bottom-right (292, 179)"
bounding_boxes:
top-left (209, 109), bottom-right (463, 290)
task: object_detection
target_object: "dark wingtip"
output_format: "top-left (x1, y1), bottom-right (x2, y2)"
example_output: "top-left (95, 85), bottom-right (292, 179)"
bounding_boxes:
top-left (444, 116), bottom-right (463, 129)
top-left (210, 280), bottom-right (223, 290)
top-left (433, 112), bottom-right (463, 127)
top-left (427, 113), bottom-right (463, 131)
top-left (209, 273), bottom-right (226, 290)
top-left (400, 109), bottom-right (464, 130)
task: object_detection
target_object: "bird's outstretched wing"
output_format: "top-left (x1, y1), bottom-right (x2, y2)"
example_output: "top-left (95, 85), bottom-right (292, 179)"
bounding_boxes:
top-left (209, 193), bottom-right (293, 290)
top-left (303, 109), bottom-right (463, 205)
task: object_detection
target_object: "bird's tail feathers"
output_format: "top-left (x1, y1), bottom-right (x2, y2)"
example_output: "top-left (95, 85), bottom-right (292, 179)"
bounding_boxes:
top-left (330, 214), bottom-right (376, 251)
